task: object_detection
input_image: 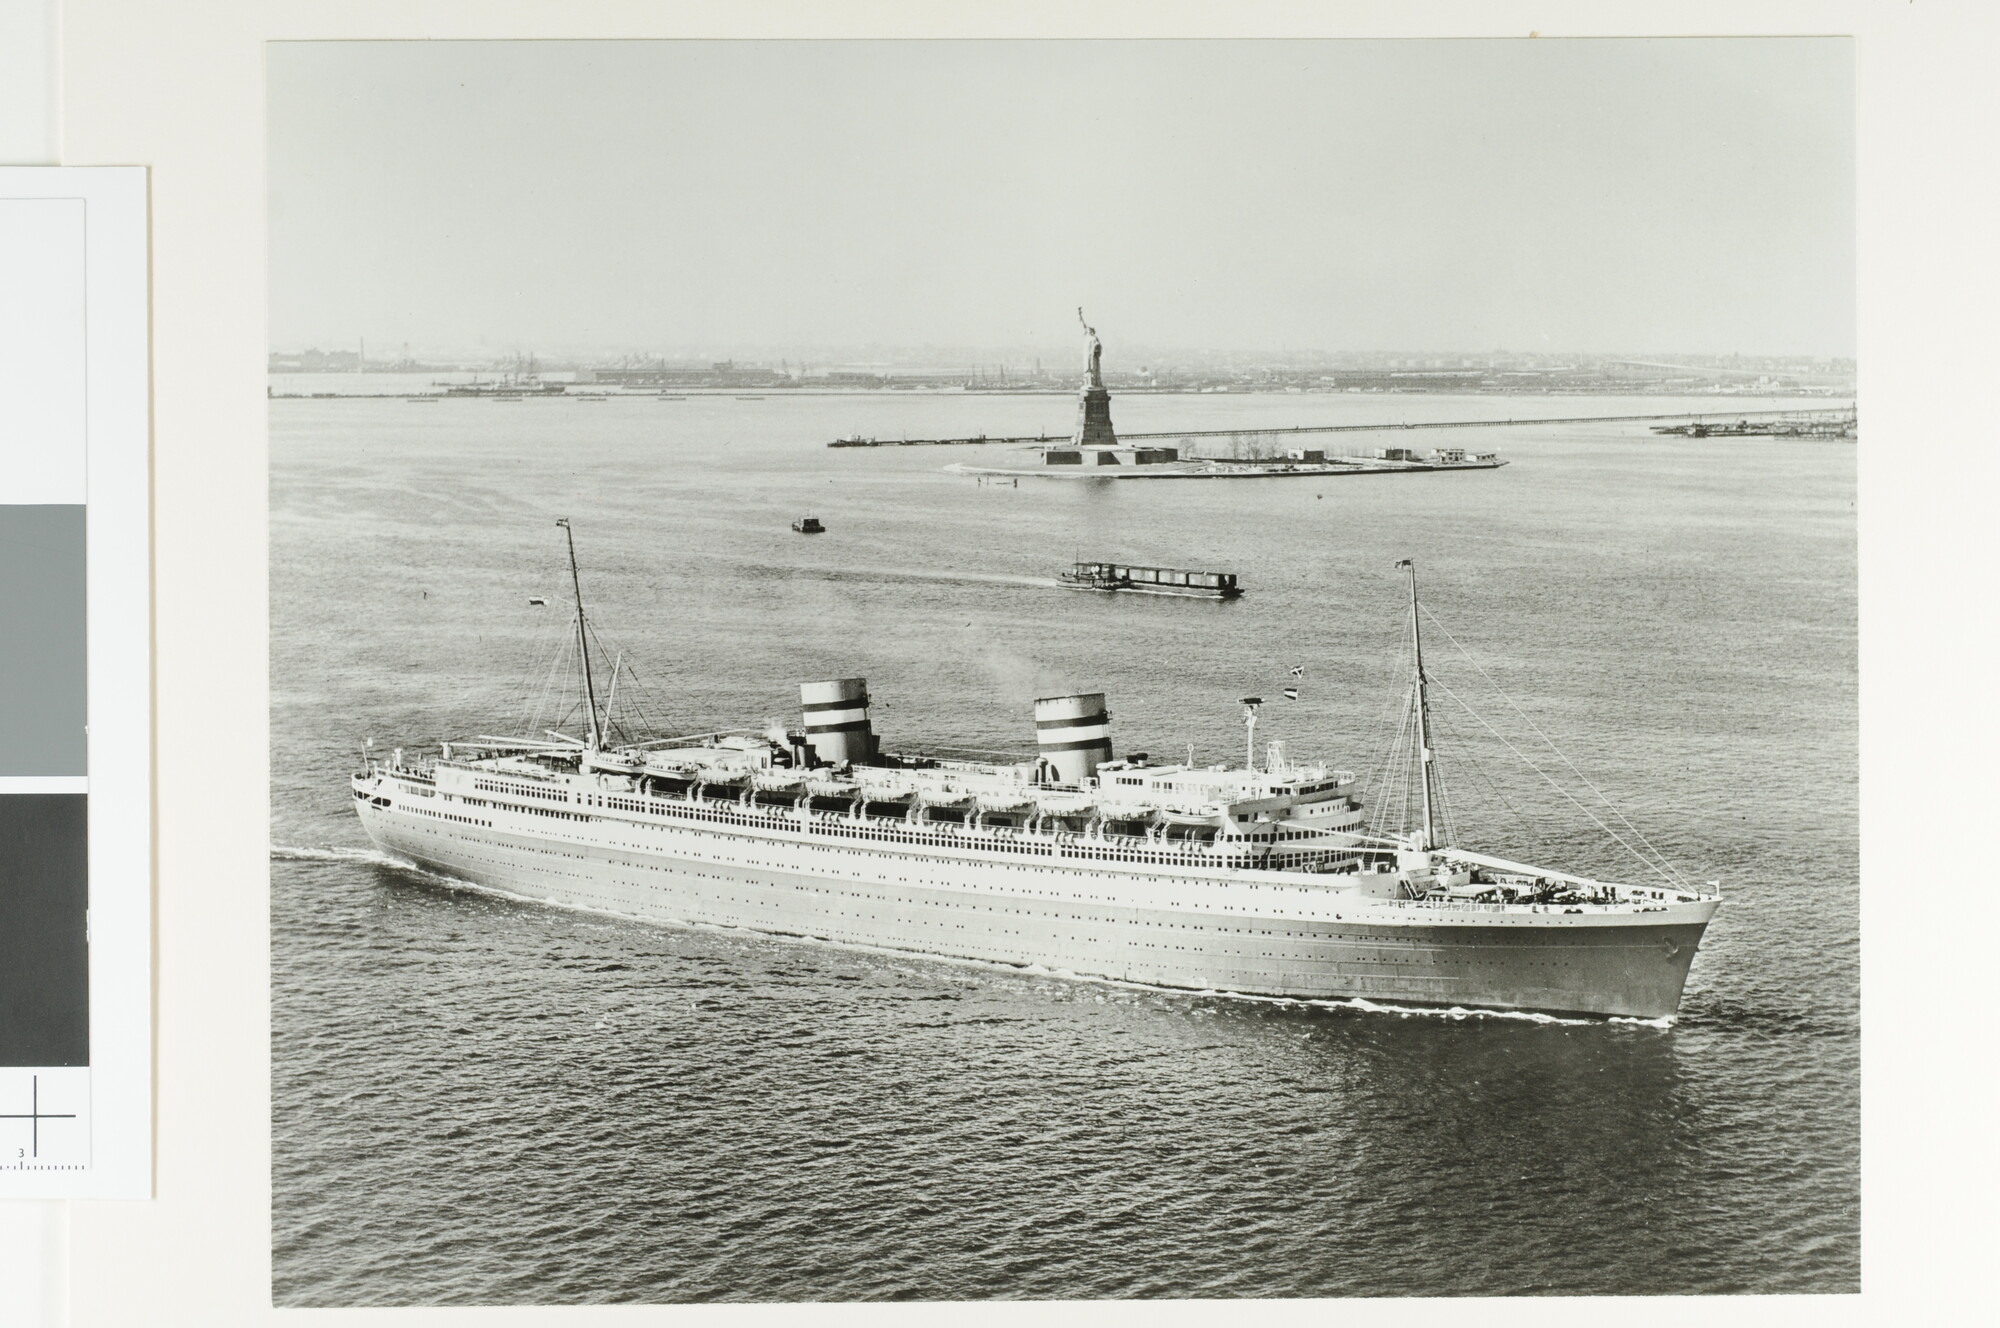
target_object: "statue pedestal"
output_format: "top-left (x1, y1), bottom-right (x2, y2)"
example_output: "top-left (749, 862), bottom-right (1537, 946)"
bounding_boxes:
top-left (1074, 383), bottom-right (1116, 447)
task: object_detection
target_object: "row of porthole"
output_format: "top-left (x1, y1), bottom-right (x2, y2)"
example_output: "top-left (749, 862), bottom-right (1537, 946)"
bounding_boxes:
top-left (417, 871), bottom-right (1483, 988)
top-left (444, 801), bottom-right (1300, 897)
top-left (408, 806), bottom-right (494, 829)
top-left (403, 816), bottom-right (1340, 932)
top-left (385, 835), bottom-right (1504, 972)
top-left (391, 809), bottom-right (1547, 939)
top-left (477, 832), bottom-right (1428, 950)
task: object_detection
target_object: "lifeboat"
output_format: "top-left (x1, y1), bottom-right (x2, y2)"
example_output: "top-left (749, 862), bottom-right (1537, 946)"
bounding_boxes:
top-left (975, 791), bottom-right (1038, 813)
top-left (856, 789), bottom-right (918, 818)
top-left (1033, 793), bottom-right (1096, 818)
top-left (687, 774), bottom-right (747, 804)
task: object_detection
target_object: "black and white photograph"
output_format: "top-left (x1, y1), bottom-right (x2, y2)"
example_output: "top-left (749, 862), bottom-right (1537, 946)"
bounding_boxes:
top-left (266, 38), bottom-right (1856, 1304)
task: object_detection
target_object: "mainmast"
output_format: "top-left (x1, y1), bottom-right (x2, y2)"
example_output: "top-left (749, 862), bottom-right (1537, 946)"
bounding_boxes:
top-left (1241, 696), bottom-right (1263, 771)
top-left (1399, 558), bottom-right (1438, 851)
top-left (556, 518), bottom-right (603, 752)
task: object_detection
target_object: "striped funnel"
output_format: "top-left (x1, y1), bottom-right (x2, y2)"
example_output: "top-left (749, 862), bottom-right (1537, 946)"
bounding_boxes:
top-left (800, 678), bottom-right (875, 765)
top-left (1034, 692), bottom-right (1112, 784)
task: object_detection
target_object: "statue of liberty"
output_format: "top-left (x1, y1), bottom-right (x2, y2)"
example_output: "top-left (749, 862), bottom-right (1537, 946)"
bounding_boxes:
top-left (1070, 307), bottom-right (1117, 446)
top-left (1077, 307), bottom-right (1103, 388)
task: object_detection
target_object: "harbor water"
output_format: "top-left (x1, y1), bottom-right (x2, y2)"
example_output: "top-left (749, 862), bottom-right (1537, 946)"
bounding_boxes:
top-left (271, 387), bottom-right (1857, 1302)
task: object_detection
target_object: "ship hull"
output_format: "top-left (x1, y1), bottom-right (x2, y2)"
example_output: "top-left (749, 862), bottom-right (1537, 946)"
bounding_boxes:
top-left (355, 793), bottom-right (1711, 1019)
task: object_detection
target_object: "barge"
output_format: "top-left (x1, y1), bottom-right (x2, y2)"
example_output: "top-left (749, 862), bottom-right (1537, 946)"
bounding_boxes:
top-left (1058, 562), bottom-right (1242, 599)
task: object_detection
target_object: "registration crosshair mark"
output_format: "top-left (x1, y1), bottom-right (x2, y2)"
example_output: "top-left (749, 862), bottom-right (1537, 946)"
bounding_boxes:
top-left (0, 1076), bottom-right (77, 1159)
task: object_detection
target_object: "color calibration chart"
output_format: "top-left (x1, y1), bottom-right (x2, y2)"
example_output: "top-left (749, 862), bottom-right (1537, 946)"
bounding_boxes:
top-left (0, 169), bottom-right (150, 1198)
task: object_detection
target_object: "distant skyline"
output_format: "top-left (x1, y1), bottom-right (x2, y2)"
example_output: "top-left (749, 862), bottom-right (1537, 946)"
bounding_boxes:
top-left (269, 40), bottom-right (1855, 360)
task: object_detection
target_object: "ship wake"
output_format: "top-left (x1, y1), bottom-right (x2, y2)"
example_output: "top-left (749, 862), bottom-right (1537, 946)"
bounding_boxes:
top-left (270, 843), bottom-right (448, 879)
top-left (1096, 982), bottom-right (1672, 1028)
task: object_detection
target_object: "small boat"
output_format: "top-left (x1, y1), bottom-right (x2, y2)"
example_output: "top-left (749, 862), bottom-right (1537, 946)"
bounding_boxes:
top-left (792, 516), bottom-right (825, 534)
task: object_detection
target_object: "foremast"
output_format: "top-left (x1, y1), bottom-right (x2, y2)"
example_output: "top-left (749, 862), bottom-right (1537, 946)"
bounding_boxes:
top-left (1399, 558), bottom-right (1440, 853)
top-left (557, 517), bottom-right (603, 753)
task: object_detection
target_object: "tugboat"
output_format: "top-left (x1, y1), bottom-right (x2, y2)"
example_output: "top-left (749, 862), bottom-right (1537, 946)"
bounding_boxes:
top-left (792, 515), bottom-right (825, 535)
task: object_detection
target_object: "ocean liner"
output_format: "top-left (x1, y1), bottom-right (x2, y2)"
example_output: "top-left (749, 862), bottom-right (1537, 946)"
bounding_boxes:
top-left (351, 524), bottom-right (1719, 1019)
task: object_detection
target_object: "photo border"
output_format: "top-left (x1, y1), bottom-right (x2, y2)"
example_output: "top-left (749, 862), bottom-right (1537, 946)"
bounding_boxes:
top-left (53, 1), bottom-right (1976, 1322)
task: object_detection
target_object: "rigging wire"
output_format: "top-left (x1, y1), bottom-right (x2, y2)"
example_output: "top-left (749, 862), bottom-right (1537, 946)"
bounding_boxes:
top-left (1425, 698), bottom-right (1531, 830)
top-left (517, 614), bottom-right (579, 740)
top-left (1424, 668), bottom-right (1686, 888)
top-left (1429, 710), bottom-right (1459, 848)
top-left (505, 542), bottom-right (756, 752)
top-left (582, 619), bottom-right (685, 743)
top-left (1359, 588), bottom-right (1678, 885)
top-left (1359, 616), bottom-right (1419, 836)
top-left (484, 543), bottom-right (694, 750)
top-left (1364, 687), bottom-right (1417, 842)
top-left (587, 617), bottom-right (713, 728)
top-left (1418, 604), bottom-right (1685, 885)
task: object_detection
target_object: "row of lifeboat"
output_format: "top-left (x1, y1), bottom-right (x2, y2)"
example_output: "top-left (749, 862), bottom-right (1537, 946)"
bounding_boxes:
top-left (641, 766), bottom-right (1252, 842)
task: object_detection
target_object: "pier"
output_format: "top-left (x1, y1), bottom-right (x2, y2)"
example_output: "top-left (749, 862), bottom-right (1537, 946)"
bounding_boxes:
top-left (1649, 410), bottom-right (1855, 438)
top-left (945, 454), bottom-right (1509, 482)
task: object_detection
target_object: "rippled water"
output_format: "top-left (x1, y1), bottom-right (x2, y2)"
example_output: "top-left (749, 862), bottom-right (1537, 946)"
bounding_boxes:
top-left (271, 389), bottom-right (1857, 1302)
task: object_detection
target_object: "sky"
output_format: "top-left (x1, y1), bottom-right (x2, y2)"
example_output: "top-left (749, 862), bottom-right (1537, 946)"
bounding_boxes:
top-left (268, 39), bottom-right (1854, 360)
